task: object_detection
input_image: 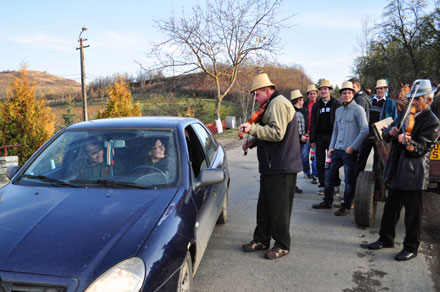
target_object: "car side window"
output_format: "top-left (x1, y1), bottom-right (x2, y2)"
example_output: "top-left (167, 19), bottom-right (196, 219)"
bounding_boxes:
top-left (191, 123), bottom-right (217, 165)
top-left (185, 126), bottom-right (208, 177)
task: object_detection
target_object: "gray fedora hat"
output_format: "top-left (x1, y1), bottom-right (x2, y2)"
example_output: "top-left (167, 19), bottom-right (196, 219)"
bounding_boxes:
top-left (406, 79), bottom-right (436, 98)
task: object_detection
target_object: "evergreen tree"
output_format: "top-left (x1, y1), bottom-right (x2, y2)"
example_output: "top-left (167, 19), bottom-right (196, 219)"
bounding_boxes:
top-left (61, 95), bottom-right (77, 127)
top-left (95, 77), bottom-right (141, 119)
top-left (0, 66), bottom-right (55, 164)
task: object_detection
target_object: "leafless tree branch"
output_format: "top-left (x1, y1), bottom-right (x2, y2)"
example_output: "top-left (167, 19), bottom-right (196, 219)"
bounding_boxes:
top-left (142, 0), bottom-right (292, 125)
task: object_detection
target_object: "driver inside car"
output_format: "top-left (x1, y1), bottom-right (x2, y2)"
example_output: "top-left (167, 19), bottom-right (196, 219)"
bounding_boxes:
top-left (67, 137), bottom-right (127, 180)
top-left (130, 138), bottom-right (169, 176)
top-left (147, 139), bottom-right (167, 171)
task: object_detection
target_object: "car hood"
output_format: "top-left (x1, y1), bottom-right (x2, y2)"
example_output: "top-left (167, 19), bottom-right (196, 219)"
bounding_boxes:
top-left (0, 184), bottom-right (178, 277)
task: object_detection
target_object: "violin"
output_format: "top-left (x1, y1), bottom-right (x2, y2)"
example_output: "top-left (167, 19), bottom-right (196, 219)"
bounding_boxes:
top-left (238, 101), bottom-right (268, 139)
top-left (398, 81), bottom-right (421, 151)
top-left (404, 105), bottom-right (416, 151)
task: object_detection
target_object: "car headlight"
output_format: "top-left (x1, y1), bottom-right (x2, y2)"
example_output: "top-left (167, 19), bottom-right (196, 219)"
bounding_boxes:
top-left (84, 257), bottom-right (146, 292)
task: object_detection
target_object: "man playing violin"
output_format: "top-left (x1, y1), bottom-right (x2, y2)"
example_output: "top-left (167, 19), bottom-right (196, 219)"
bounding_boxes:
top-left (364, 79), bottom-right (440, 261)
top-left (240, 73), bottom-right (302, 260)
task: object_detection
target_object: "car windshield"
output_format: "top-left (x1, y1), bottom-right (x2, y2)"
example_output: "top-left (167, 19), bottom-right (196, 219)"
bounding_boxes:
top-left (18, 128), bottom-right (179, 189)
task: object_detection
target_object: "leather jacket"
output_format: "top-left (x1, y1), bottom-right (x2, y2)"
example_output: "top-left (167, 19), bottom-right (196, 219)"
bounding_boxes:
top-left (383, 107), bottom-right (440, 190)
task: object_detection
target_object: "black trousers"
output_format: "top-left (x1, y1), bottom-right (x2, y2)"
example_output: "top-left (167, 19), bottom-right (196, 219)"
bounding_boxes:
top-left (357, 136), bottom-right (379, 175)
top-left (253, 173), bottom-right (296, 250)
top-left (315, 134), bottom-right (331, 187)
top-left (378, 189), bottom-right (423, 253)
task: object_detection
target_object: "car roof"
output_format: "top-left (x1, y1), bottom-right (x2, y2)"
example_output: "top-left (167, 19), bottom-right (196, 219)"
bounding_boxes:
top-left (65, 116), bottom-right (201, 130)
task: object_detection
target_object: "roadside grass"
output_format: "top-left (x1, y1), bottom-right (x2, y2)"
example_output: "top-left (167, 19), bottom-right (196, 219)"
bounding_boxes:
top-left (50, 96), bottom-right (241, 126)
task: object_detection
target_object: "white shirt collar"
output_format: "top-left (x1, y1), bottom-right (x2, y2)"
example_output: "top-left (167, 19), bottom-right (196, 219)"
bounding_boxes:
top-left (372, 95), bottom-right (386, 102)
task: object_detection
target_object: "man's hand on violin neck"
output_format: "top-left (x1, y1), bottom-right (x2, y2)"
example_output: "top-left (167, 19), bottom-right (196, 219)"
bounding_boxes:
top-left (239, 122), bottom-right (251, 134)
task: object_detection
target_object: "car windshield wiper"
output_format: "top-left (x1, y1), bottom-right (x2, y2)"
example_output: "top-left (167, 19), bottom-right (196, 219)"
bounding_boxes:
top-left (68, 179), bottom-right (154, 189)
top-left (22, 174), bottom-right (78, 188)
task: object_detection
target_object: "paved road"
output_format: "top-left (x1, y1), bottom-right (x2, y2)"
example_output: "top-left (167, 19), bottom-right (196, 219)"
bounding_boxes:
top-left (193, 146), bottom-right (435, 292)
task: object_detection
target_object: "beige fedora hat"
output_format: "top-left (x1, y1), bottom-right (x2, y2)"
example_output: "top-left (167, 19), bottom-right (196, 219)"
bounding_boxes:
top-left (339, 81), bottom-right (355, 93)
top-left (250, 73), bottom-right (276, 92)
top-left (306, 84), bottom-right (318, 93)
top-left (318, 79), bottom-right (333, 90)
top-left (375, 79), bottom-right (388, 89)
top-left (290, 89), bottom-right (303, 100)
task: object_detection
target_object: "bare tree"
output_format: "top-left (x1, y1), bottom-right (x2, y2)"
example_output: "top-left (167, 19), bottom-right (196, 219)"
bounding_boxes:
top-left (381, 0), bottom-right (427, 78)
top-left (144, 0), bottom-right (291, 133)
top-left (354, 16), bottom-right (378, 58)
top-left (351, 16), bottom-right (380, 86)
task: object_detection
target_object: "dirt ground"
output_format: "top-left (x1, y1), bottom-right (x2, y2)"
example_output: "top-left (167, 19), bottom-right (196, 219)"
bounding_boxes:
top-left (216, 131), bottom-right (440, 292)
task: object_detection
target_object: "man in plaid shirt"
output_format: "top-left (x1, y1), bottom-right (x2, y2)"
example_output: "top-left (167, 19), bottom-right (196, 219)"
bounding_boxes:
top-left (291, 89), bottom-right (308, 193)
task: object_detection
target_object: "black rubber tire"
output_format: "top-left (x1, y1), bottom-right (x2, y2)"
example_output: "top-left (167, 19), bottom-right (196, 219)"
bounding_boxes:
top-left (354, 171), bottom-right (377, 227)
top-left (177, 251), bottom-right (193, 292)
top-left (217, 189), bottom-right (228, 224)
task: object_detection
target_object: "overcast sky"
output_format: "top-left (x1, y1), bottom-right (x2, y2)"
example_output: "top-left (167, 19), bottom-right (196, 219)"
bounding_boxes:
top-left (1, 0), bottom-right (401, 88)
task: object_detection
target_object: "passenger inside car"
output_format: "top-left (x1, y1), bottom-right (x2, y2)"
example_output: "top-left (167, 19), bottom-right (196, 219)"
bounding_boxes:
top-left (67, 137), bottom-right (128, 180)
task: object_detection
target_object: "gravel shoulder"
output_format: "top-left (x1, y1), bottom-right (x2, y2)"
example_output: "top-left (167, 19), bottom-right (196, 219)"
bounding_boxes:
top-left (215, 129), bottom-right (244, 152)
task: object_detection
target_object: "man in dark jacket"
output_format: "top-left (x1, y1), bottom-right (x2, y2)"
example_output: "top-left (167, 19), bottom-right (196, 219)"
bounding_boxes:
top-left (239, 73), bottom-right (302, 260)
top-left (357, 79), bottom-right (398, 175)
top-left (310, 80), bottom-right (342, 194)
top-left (364, 79), bottom-right (440, 261)
top-left (349, 77), bottom-right (371, 122)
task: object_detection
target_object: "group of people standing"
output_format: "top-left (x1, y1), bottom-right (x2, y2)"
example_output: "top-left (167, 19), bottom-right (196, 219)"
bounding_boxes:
top-left (239, 73), bottom-right (439, 262)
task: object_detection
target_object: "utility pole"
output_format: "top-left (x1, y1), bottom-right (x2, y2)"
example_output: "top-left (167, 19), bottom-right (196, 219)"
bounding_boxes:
top-left (76, 27), bottom-right (90, 121)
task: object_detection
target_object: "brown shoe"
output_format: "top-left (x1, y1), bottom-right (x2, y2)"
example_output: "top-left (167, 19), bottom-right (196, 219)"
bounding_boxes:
top-left (265, 247), bottom-right (289, 259)
top-left (242, 240), bottom-right (269, 252)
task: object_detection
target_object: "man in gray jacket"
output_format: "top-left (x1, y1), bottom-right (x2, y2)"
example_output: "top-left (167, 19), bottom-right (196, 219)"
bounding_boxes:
top-left (312, 81), bottom-right (368, 216)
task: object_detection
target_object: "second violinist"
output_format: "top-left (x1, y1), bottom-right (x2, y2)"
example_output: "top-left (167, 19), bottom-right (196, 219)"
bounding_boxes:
top-left (364, 79), bottom-right (439, 262)
top-left (240, 73), bottom-right (302, 260)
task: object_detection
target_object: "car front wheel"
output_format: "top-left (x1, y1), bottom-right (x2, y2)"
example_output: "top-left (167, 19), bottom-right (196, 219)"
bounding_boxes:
top-left (177, 251), bottom-right (193, 292)
top-left (217, 189), bottom-right (228, 224)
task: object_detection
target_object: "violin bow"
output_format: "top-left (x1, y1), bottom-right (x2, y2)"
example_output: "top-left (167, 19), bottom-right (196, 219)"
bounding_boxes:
top-left (243, 92), bottom-right (257, 156)
top-left (398, 81), bottom-right (420, 133)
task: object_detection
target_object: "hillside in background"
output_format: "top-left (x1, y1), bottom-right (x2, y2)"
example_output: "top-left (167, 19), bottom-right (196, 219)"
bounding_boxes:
top-left (1, 65), bottom-right (313, 103)
top-left (0, 70), bottom-right (81, 99)
top-left (0, 65), bottom-right (314, 126)
top-left (129, 65), bottom-right (314, 100)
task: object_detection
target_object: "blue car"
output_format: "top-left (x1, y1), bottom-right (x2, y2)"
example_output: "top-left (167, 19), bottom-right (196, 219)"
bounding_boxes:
top-left (0, 117), bottom-right (229, 292)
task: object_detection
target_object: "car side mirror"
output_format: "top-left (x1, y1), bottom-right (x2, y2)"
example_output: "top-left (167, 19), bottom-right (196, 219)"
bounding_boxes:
top-left (6, 165), bottom-right (20, 180)
top-left (194, 168), bottom-right (224, 191)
